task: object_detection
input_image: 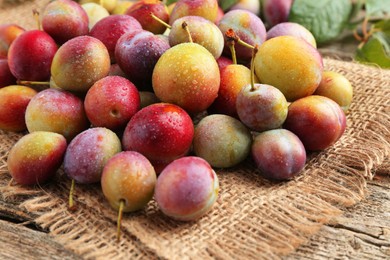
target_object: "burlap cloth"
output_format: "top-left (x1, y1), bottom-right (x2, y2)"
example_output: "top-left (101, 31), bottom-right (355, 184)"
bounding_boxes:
top-left (1, 1), bottom-right (389, 259)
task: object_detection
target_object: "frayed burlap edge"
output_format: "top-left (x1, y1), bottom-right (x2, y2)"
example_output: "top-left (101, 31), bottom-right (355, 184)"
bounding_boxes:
top-left (1, 58), bottom-right (389, 259)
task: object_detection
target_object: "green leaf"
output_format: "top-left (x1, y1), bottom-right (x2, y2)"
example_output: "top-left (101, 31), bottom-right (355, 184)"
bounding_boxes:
top-left (355, 32), bottom-right (390, 68)
top-left (288, 0), bottom-right (352, 44)
top-left (365, 0), bottom-right (390, 17)
top-left (166, 0), bottom-right (178, 6)
top-left (218, 0), bottom-right (239, 12)
top-left (374, 19), bottom-right (390, 33)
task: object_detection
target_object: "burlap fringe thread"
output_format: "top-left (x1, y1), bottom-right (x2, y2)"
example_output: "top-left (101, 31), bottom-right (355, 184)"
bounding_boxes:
top-left (0, 56), bottom-right (389, 259)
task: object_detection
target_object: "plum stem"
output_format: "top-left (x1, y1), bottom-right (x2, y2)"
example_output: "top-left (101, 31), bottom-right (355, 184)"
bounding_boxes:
top-left (182, 22), bottom-right (193, 43)
top-left (237, 38), bottom-right (255, 50)
top-left (250, 45), bottom-right (258, 92)
top-left (33, 9), bottom-right (41, 31)
top-left (226, 30), bottom-right (237, 64)
top-left (117, 199), bottom-right (125, 243)
top-left (150, 12), bottom-right (171, 29)
top-left (225, 29), bottom-right (254, 62)
top-left (228, 42), bottom-right (237, 65)
top-left (68, 179), bottom-right (76, 211)
top-left (17, 80), bottom-right (50, 86)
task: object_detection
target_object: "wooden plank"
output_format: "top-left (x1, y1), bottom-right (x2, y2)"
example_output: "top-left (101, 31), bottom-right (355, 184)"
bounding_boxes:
top-left (287, 175), bottom-right (390, 259)
top-left (0, 219), bottom-right (82, 259)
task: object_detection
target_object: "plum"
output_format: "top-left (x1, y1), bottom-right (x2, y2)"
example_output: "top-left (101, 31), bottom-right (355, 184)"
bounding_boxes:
top-left (81, 3), bottom-right (110, 29)
top-left (79, 0), bottom-right (118, 13)
top-left (115, 30), bottom-right (170, 91)
top-left (84, 76), bottom-right (140, 130)
top-left (216, 56), bottom-right (233, 71)
top-left (168, 16), bottom-right (224, 59)
top-left (251, 129), bottom-right (306, 181)
top-left (25, 88), bottom-right (89, 141)
top-left (152, 42), bottom-right (220, 114)
top-left (283, 95), bottom-right (347, 151)
top-left (154, 156), bottom-right (219, 221)
top-left (42, 0), bottom-right (89, 45)
top-left (89, 15), bottom-right (142, 62)
top-left (236, 83), bottom-right (288, 132)
top-left (0, 59), bottom-right (16, 88)
top-left (314, 71), bottom-right (353, 113)
top-left (208, 64), bottom-right (258, 118)
top-left (126, 0), bottom-right (169, 34)
top-left (193, 114), bottom-right (252, 168)
top-left (169, 0), bottom-right (219, 25)
top-left (51, 36), bottom-right (111, 93)
top-left (122, 103), bottom-right (194, 173)
top-left (112, 1), bottom-right (134, 15)
top-left (218, 9), bottom-right (266, 62)
top-left (230, 0), bottom-right (261, 16)
top-left (7, 131), bottom-right (67, 185)
top-left (101, 151), bottom-right (156, 212)
top-left (215, 6), bottom-right (224, 24)
top-left (0, 85), bottom-right (37, 132)
top-left (64, 127), bottom-right (122, 184)
top-left (101, 150), bottom-right (156, 241)
top-left (262, 0), bottom-right (293, 27)
top-left (267, 22), bottom-right (317, 48)
top-left (8, 30), bottom-right (58, 81)
top-left (0, 24), bottom-right (25, 58)
top-left (254, 36), bottom-right (323, 101)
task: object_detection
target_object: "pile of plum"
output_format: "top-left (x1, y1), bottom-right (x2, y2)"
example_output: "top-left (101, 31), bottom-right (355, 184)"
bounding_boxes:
top-left (0, 0), bottom-right (353, 236)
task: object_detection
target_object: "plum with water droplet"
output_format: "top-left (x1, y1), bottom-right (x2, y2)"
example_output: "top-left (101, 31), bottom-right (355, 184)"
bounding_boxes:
top-left (84, 76), bottom-right (140, 130)
top-left (208, 64), bottom-right (258, 118)
top-left (218, 9), bottom-right (266, 62)
top-left (254, 36), bottom-right (323, 101)
top-left (101, 151), bottom-right (156, 212)
top-left (8, 30), bottom-right (58, 81)
top-left (0, 24), bottom-right (25, 58)
top-left (25, 88), bottom-right (89, 141)
top-left (314, 71), bottom-right (353, 113)
top-left (251, 129), bottom-right (306, 180)
top-left (283, 95), bottom-right (346, 151)
top-left (122, 103), bottom-right (194, 173)
top-left (51, 36), bottom-right (110, 93)
top-left (7, 131), bottom-right (67, 185)
top-left (193, 114), bottom-right (252, 168)
top-left (89, 14), bottom-right (142, 62)
top-left (169, 0), bottom-right (219, 25)
top-left (152, 42), bottom-right (220, 114)
top-left (116, 30), bottom-right (170, 91)
top-left (155, 156), bottom-right (219, 221)
top-left (0, 85), bottom-right (37, 132)
top-left (168, 16), bottom-right (224, 59)
top-left (64, 127), bottom-right (122, 184)
top-left (126, 0), bottom-right (169, 34)
top-left (42, 0), bottom-right (89, 45)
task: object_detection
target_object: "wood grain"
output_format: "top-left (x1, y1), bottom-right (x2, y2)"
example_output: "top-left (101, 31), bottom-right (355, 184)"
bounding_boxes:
top-left (287, 175), bottom-right (390, 259)
top-left (0, 219), bottom-right (81, 259)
